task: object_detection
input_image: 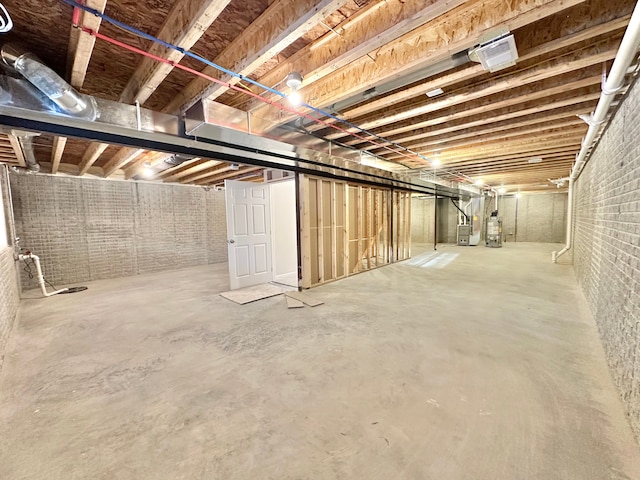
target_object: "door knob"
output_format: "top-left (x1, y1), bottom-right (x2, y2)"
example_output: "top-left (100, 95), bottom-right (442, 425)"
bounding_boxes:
top-left (228, 239), bottom-right (235, 244)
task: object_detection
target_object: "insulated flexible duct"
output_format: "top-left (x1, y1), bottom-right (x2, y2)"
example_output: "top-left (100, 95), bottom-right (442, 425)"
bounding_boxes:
top-left (1, 43), bottom-right (97, 120)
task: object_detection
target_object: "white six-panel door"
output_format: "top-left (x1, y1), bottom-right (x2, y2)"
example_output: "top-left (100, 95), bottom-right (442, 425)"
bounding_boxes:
top-left (225, 179), bottom-right (272, 290)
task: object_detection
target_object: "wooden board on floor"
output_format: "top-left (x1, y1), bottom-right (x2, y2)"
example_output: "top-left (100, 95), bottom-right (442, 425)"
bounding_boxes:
top-left (286, 296), bottom-right (305, 309)
top-left (285, 291), bottom-right (324, 307)
top-left (220, 283), bottom-right (291, 304)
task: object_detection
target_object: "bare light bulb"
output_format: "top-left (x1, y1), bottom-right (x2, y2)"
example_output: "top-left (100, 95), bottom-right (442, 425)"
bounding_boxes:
top-left (288, 91), bottom-right (302, 106)
top-left (141, 162), bottom-right (154, 178)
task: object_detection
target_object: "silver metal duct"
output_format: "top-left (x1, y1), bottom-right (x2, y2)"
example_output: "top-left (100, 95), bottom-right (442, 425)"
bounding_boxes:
top-left (1, 43), bottom-right (97, 120)
top-left (0, 125), bottom-right (41, 172)
top-left (157, 153), bottom-right (195, 173)
top-left (16, 130), bottom-right (40, 172)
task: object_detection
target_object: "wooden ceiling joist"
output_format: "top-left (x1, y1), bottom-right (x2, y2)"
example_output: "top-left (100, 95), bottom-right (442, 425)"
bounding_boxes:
top-left (437, 151), bottom-right (577, 171)
top-left (50, 136), bottom-right (67, 175)
top-left (406, 120), bottom-right (587, 156)
top-left (439, 139), bottom-right (584, 165)
top-left (163, 0), bottom-right (351, 114)
top-left (362, 86), bottom-right (602, 146)
top-left (5, 0), bottom-right (634, 191)
top-left (67, 0), bottom-right (108, 89)
top-left (179, 162), bottom-right (232, 184)
top-left (78, 143), bottom-right (109, 176)
top-left (102, 148), bottom-right (146, 178)
top-left (195, 166), bottom-right (263, 185)
top-left (305, 13), bottom-right (630, 131)
top-left (159, 159), bottom-right (218, 182)
top-left (385, 126), bottom-right (588, 162)
top-left (375, 96), bottom-right (599, 151)
top-left (368, 106), bottom-right (592, 155)
top-left (7, 134), bottom-right (26, 168)
top-left (326, 44), bottom-right (617, 139)
top-left (119, 0), bottom-right (233, 106)
top-left (238, 0), bottom-right (468, 112)
top-left (256, 0), bottom-right (588, 126)
top-left (91, 0), bottom-right (232, 177)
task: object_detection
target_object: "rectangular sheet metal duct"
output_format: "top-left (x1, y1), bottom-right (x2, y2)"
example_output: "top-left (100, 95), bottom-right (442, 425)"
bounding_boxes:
top-left (0, 98), bottom-right (466, 198)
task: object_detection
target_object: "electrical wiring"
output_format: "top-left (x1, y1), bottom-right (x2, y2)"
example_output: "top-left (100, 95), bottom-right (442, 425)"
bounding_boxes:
top-left (76, 25), bottom-right (426, 165)
top-left (59, 0), bottom-right (438, 166)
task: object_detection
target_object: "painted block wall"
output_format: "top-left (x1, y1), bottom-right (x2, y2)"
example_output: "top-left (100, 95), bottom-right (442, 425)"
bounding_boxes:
top-left (411, 197), bottom-right (435, 244)
top-left (499, 193), bottom-right (568, 243)
top-left (0, 247), bottom-right (19, 372)
top-left (411, 197), bottom-right (460, 244)
top-left (573, 76), bottom-right (640, 440)
top-left (10, 174), bottom-right (228, 289)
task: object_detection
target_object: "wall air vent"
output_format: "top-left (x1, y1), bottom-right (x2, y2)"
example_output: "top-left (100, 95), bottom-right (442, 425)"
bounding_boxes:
top-left (469, 33), bottom-right (518, 73)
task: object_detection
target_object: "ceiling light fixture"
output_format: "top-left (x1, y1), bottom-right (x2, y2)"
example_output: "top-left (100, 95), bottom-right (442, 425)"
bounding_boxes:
top-left (468, 31), bottom-right (519, 73)
top-left (285, 71), bottom-right (303, 90)
top-left (498, 187), bottom-right (505, 194)
top-left (527, 157), bottom-right (542, 164)
top-left (431, 158), bottom-right (441, 167)
top-left (474, 179), bottom-right (484, 186)
top-left (284, 71), bottom-right (303, 106)
top-left (426, 88), bottom-right (444, 97)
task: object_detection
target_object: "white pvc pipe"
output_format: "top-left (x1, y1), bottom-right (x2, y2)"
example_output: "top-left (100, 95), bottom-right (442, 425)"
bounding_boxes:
top-left (18, 253), bottom-right (68, 297)
top-left (553, 1), bottom-right (640, 263)
top-left (552, 177), bottom-right (573, 263)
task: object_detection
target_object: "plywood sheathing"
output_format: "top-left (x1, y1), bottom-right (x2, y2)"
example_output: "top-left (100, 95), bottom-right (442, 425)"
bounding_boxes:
top-left (144, 0), bottom-right (270, 111)
top-left (218, 0), bottom-right (367, 107)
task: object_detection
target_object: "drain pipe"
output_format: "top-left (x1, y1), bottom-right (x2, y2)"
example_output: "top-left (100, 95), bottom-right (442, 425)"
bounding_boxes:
top-left (552, 176), bottom-right (573, 263)
top-left (17, 252), bottom-right (68, 297)
top-left (553, 3), bottom-right (640, 263)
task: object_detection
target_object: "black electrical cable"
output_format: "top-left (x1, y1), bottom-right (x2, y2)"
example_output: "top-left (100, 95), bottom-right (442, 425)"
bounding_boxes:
top-left (20, 249), bottom-right (88, 295)
top-left (450, 198), bottom-right (470, 223)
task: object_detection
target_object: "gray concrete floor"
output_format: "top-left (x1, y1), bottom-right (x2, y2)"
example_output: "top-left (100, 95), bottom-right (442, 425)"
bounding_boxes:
top-left (1, 243), bottom-right (639, 479)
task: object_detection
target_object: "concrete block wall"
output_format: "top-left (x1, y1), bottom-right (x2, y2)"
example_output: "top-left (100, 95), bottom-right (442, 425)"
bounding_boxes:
top-left (499, 193), bottom-right (567, 243)
top-left (411, 197), bottom-right (435, 244)
top-left (10, 174), bottom-right (228, 289)
top-left (412, 193), bottom-right (567, 245)
top-left (411, 197), bottom-right (460, 244)
top-left (573, 76), bottom-right (640, 440)
top-left (0, 167), bottom-right (20, 372)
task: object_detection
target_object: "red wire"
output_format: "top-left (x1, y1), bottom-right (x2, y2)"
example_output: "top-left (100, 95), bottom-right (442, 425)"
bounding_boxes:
top-left (78, 25), bottom-right (421, 164)
top-left (71, 1), bottom-right (82, 26)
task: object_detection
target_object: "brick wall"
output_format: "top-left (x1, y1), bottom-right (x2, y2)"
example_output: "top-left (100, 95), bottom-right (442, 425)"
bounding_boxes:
top-left (0, 167), bottom-right (19, 372)
top-left (10, 174), bottom-right (228, 289)
top-left (573, 76), bottom-right (640, 440)
top-left (0, 247), bottom-right (19, 372)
